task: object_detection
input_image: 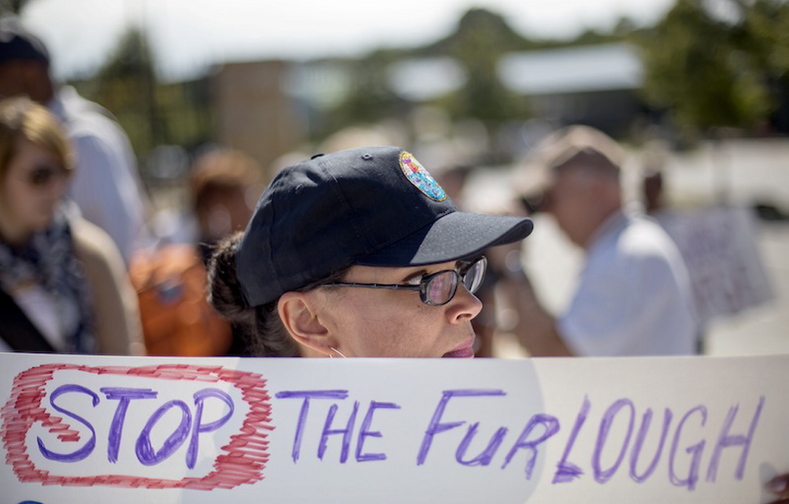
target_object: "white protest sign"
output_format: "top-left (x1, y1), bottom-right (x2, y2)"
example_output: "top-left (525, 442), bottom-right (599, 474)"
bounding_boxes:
top-left (1, 352), bottom-right (787, 504)
top-left (655, 206), bottom-right (774, 324)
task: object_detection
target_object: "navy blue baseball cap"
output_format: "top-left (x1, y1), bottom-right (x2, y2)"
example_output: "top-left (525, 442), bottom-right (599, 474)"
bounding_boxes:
top-left (235, 146), bottom-right (533, 307)
top-left (0, 18), bottom-right (50, 66)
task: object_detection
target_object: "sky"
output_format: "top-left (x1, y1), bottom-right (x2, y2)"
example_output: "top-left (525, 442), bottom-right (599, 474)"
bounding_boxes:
top-left (20, 0), bottom-right (676, 82)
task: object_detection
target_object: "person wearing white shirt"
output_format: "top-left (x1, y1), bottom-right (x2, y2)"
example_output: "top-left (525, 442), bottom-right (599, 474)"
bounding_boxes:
top-left (512, 125), bottom-right (698, 356)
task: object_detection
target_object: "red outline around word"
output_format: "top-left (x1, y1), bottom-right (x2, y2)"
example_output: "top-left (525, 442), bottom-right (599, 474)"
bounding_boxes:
top-left (1, 363), bottom-right (273, 490)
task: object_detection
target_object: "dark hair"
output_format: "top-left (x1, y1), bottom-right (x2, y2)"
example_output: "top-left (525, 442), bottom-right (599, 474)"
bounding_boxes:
top-left (206, 232), bottom-right (349, 357)
top-left (207, 232), bottom-right (299, 357)
top-left (190, 149), bottom-right (261, 213)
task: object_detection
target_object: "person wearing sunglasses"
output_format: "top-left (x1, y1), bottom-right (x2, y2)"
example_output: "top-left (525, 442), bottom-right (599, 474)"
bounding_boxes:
top-left (0, 96), bottom-right (143, 355)
top-left (207, 146), bottom-right (533, 358)
top-left (0, 18), bottom-right (151, 266)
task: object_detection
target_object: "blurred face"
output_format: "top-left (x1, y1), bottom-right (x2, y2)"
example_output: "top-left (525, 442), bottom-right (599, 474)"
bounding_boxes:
top-left (544, 167), bottom-right (609, 248)
top-left (199, 186), bottom-right (255, 241)
top-left (309, 261), bottom-right (483, 358)
top-left (0, 137), bottom-right (70, 243)
top-left (0, 60), bottom-right (53, 104)
top-left (0, 61), bottom-right (27, 99)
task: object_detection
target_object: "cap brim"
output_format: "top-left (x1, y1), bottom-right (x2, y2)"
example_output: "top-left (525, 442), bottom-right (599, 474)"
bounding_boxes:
top-left (355, 211), bottom-right (533, 267)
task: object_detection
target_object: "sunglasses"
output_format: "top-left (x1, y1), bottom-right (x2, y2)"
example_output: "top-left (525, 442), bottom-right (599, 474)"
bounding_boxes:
top-left (326, 256), bottom-right (487, 306)
top-left (24, 164), bottom-right (69, 187)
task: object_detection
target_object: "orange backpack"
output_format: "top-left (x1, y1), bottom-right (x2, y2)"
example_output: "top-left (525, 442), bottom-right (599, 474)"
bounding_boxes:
top-left (129, 244), bottom-right (232, 356)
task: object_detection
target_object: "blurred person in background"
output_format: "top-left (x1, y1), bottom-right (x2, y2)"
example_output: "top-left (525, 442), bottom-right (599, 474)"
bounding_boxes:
top-left (0, 96), bottom-right (143, 354)
top-left (128, 148), bottom-right (263, 357)
top-left (639, 139), bottom-right (671, 215)
top-left (191, 148), bottom-right (263, 355)
top-left (642, 165), bottom-right (666, 215)
top-left (513, 125), bottom-right (697, 356)
top-left (190, 148), bottom-right (264, 263)
top-left (0, 17), bottom-right (151, 266)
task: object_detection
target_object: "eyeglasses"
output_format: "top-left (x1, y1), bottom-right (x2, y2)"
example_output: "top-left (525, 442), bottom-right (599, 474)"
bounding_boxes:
top-left (326, 256), bottom-right (487, 306)
top-left (24, 164), bottom-right (69, 187)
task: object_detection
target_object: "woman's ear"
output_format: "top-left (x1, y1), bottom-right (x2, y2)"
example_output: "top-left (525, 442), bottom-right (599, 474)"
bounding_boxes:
top-left (277, 291), bottom-right (334, 356)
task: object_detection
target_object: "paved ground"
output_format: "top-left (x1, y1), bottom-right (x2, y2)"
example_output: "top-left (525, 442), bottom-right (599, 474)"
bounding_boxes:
top-left (466, 137), bottom-right (789, 358)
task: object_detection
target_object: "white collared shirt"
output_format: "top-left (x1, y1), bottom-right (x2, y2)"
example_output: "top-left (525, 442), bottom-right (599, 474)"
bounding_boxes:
top-left (558, 209), bottom-right (698, 356)
top-left (48, 86), bottom-right (150, 266)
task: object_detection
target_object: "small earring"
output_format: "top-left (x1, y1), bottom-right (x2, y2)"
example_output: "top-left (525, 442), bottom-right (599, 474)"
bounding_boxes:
top-left (329, 346), bottom-right (347, 359)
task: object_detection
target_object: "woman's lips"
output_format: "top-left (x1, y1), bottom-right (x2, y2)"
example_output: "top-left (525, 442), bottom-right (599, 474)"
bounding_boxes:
top-left (443, 341), bottom-right (475, 358)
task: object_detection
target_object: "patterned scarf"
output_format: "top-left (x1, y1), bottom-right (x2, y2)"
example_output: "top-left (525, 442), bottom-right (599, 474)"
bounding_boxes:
top-left (0, 205), bottom-right (96, 353)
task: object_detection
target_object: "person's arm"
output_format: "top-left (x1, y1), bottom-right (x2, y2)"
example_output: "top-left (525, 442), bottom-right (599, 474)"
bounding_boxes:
top-left (504, 271), bottom-right (574, 357)
top-left (483, 244), bottom-right (574, 357)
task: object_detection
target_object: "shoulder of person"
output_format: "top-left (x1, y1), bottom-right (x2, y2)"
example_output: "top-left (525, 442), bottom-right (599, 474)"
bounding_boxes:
top-left (71, 217), bottom-right (146, 355)
top-left (71, 218), bottom-right (122, 263)
top-left (57, 87), bottom-right (128, 141)
top-left (58, 86), bottom-right (117, 121)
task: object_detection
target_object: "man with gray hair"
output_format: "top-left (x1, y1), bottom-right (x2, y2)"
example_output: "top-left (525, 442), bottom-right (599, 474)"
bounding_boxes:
top-left (514, 125), bottom-right (697, 356)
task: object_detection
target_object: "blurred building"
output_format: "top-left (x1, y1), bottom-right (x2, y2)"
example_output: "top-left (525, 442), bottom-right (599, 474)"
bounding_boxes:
top-left (498, 43), bottom-right (645, 137)
top-left (85, 40), bottom-right (652, 187)
top-left (213, 60), bottom-right (308, 180)
top-left (386, 43), bottom-right (647, 140)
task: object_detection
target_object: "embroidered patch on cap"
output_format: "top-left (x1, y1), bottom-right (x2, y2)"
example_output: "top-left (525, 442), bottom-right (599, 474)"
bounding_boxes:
top-left (399, 151), bottom-right (447, 201)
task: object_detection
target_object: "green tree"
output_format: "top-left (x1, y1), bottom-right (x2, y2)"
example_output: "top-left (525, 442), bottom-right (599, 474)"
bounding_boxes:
top-left (744, 0), bottom-right (789, 130)
top-left (743, 0), bottom-right (789, 72)
top-left (634, 0), bottom-right (773, 136)
top-left (323, 51), bottom-right (406, 138)
top-left (89, 26), bottom-right (162, 156)
top-left (435, 9), bottom-right (527, 125)
top-left (0, 0), bottom-right (31, 15)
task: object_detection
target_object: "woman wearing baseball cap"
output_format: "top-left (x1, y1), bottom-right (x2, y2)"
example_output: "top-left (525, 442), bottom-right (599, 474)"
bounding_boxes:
top-left (207, 146), bottom-right (533, 358)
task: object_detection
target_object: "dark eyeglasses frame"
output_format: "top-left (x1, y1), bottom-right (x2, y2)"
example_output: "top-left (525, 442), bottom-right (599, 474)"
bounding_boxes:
top-left (325, 256), bottom-right (487, 306)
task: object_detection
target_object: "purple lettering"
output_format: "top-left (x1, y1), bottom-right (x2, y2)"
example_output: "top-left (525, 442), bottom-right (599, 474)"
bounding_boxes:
top-left (186, 388), bottom-right (234, 469)
top-left (593, 399), bottom-right (635, 484)
top-left (135, 400), bottom-right (192, 466)
top-left (669, 405), bottom-right (707, 491)
top-left (455, 423), bottom-right (508, 466)
top-left (356, 401), bottom-right (401, 463)
top-left (552, 395), bottom-right (590, 484)
top-left (501, 414), bottom-right (560, 479)
top-left (275, 390), bottom-right (349, 463)
top-left (417, 389), bottom-right (505, 466)
top-left (100, 387), bottom-right (158, 463)
top-left (318, 401), bottom-right (359, 463)
top-left (37, 384), bottom-right (98, 463)
top-left (629, 408), bottom-right (673, 483)
top-left (705, 396), bottom-right (765, 482)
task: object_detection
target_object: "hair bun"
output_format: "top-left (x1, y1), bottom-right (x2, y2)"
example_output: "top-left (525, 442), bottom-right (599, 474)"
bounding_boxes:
top-left (207, 232), bottom-right (255, 324)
